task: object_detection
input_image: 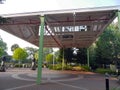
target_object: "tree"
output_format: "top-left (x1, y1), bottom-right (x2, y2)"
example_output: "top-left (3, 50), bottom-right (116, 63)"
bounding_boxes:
top-left (34, 48), bottom-right (53, 61)
top-left (45, 53), bottom-right (53, 64)
top-left (0, 48), bottom-right (4, 58)
top-left (34, 51), bottom-right (38, 61)
top-left (12, 48), bottom-right (28, 61)
top-left (75, 48), bottom-right (87, 64)
top-left (25, 47), bottom-right (38, 61)
top-left (95, 23), bottom-right (120, 66)
top-left (57, 48), bottom-right (64, 63)
top-left (89, 43), bottom-right (97, 66)
top-left (64, 48), bottom-right (74, 64)
top-left (25, 47), bottom-right (38, 55)
top-left (0, 36), bottom-right (7, 57)
top-left (11, 44), bottom-right (19, 52)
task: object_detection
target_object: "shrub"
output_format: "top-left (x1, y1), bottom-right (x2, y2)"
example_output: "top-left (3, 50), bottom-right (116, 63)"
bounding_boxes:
top-left (72, 66), bottom-right (85, 71)
top-left (64, 65), bottom-right (72, 70)
top-left (48, 64), bottom-right (62, 70)
top-left (48, 64), bottom-right (72, 70)
top-left (81, 65), bottom-right (91, 71)
top-left (14, 64), bottom-right (23, 68)
top-left (48, 64), bottom-right (90, 71)
top-left (95, 68), bottom-right (114, 74)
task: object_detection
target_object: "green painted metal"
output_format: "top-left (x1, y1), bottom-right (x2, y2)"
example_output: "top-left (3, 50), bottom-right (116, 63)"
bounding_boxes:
top-left (62, 48), bottom-right (64, 70)
top-left (37, 16), bottom-right (45, 84)
top-left (118, 11), bottom-right (120, 31)
top-left (87, 48), bottom-right (90, 67)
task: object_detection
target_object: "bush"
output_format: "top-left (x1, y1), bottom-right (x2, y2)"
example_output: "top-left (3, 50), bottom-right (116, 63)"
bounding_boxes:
top-left (95, 68), bottom-right (115, 74)
top-left (55, 64), bottom-right (62, 70)
top-left (64, 65), bottom-right (72, 70)
top-left (72, 66), bottom-right (82, 71)
top-left (48, 64), bottom-right (62, 70)
top-left (72, 65), bottom-right (91, 71)
top-left (72, 66), bottom-right (85, 71)
top-left (48, 64), bottom-right (73, 70)
top-left (14, 63), bottom-right (23, 68)
top-left (48, 64), bottom-right (91, 72)
top-left (81, 65), bottom-right (91, 71)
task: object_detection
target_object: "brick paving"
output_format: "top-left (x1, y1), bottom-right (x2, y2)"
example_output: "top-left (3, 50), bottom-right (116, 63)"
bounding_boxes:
top-left (0, 68), bottom-right (120, 90)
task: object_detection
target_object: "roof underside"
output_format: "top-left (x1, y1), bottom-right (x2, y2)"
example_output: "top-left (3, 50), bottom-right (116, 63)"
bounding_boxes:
top-left (0, 6), bottom-right (119, 48)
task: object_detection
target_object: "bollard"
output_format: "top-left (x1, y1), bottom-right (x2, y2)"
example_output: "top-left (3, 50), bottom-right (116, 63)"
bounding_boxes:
top-left (105, 73), bottom-right (109, 90)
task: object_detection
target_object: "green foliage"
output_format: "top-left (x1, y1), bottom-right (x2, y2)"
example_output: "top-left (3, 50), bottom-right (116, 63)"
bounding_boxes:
top-left (12, 48), bottom-right (28, 61)
top-left (25, 47), bottom-right (38, 62)
top-left (11, 44), bottom-right (19, 52)
top-left (0, 48), bottom-right (4, 57)
top-left (64, 48), bottom-right (74, 63)
top-left (94, 23), bottom-right (120, 66)
top-left (89, 43), bottom-right (97, 65)
top-left (58, 48), bottom-right (63, 62)
top-left (72, 66), bottom-right (84, 71)
top-left (81, 65), bottom-right (91, 71)
top-left (43, 48), bottom-right (53, 62)
top-left (0, 36), bottom-right (7, 50)
top-left (25, 47), bottom-right (38, 55)
top-left (0, 36), bottom-right (7, 57)
top-left (33, 48), bottom-right (53, 62)
top-left (44, 48), bottom-right (53, 54)
top-left (48, 64), bottom-right (73, 70)
top-left (63, 64), bottom-right (73, 70)
top-left (72, 65), bottom-right (90, 71)
top-left (45, 53), bottom-right (53, 63)
top-left (111, 87), bottom-right (120, 90)
top-left (34, 51), bottom-right (38, 61)
top-left (55, 64), bottom-right (62, 70)
top-left (95, 68), bottom-right (114, 74)
top-left (75, 48), bottom-right (87, 64)
top-left (14, 63), bottom-right (23, 68)
top-left (48, 64), bottom-right (90, 71)
top-left (52, 64), bottom-right (62, 70)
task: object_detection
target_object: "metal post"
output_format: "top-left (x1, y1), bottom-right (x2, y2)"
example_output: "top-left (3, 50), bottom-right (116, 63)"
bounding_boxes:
top-left (87, 48), bottom-right (90, 67)
top-left (105, 73), bottom-right (109, 90)
top-left (118, 11), bottom-right (120, 31)
top-left (62, 48), bottom-right (64, 70)
top-left (37, 16), bottom-right (45, 84)
top-left (53, 52), bottom-right (55, 69)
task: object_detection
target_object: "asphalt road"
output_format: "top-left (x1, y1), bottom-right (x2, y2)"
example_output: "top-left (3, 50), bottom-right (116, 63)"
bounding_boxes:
top-left (0, 68), bottom-right (119, 90)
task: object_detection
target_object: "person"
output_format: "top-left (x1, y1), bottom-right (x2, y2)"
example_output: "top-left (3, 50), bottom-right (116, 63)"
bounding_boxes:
top-left (0, 56), bottom-right (6, 72)
top-left (31, 57), bottom-right (36, 70)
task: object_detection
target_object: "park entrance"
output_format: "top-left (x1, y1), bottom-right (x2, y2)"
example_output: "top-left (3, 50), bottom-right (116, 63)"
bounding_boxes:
top-left (0, 5), bottom-right (120, 84)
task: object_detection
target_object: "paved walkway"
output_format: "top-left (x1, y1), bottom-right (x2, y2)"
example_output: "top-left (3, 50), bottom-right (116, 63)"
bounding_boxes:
top-left (0, 68), bottom-right (120, 90)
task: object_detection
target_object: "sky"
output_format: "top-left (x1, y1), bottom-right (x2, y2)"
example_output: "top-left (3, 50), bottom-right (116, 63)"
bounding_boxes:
top-left (0, 0), bottom-right (120, 55)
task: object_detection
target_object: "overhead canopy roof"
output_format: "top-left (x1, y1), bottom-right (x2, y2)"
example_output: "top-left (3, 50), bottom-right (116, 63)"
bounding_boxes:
top-left (0, 6), bottom-right (120, 48)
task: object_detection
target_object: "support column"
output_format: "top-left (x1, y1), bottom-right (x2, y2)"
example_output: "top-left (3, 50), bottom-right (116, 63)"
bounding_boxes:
top-left (53, 51), bottom-right (55, 69)
top-left (62, 48), bottom-right (64, 70)
top-left (118, 11), bottom-right (120, 30)
top-left (37, 16), bottom-right (45, 84)
top-left (87, 48), bottom-right (90, 67)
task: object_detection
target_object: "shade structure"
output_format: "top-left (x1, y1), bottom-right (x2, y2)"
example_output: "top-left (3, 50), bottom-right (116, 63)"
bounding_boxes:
top-left (0, 6), bottom-right (120, 48)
